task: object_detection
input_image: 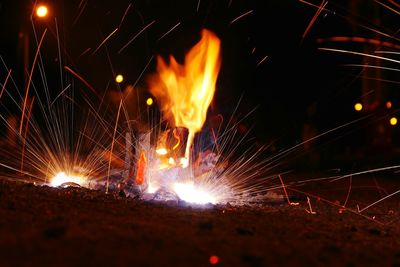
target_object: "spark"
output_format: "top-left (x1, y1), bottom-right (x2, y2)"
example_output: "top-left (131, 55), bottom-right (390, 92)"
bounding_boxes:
top-left (157, 22), bottom-right (181, 41)
top-left (197, 0), bottom-right (201, 12)
top-left (256, 55), bottom-right (268, 67)
top-left (20, 29), bottom-right (47, 135)
top-left (388, 0), bottom-right (400, 9)
top-left (298, 0), bottom-right (333, 13)
top-left (230, 10), bottom-right (253, 24)
top-left (50, 84), bottom-right (72, 107)
top-left (118, 20), bottom-right (156, 54)
top-left (20, 97), bottom-right (35, 172)
top-left (359, 188), bottom-right (400, 213)
top-left (302, 0), bottom-right (328, 40)
top-left (106, 100), bottom-right (123, 194)
top-left (73, 0), bottom-right (88, 26)
top-left (64, 66), bottom-right (97, 94)
top-left (119, 3), bottom-right (133, 28)
top-left (92, 28), bottom-right (119, 55)
top-left (319, 47), bottom-right (400, 65)
top-left (317, 36), bottom-right (400, 50)
top-left (374, 0), bottom-right (400, 16)
top-left (306, 197), bottom-right (317, 214)
top-left (375, 51), bottom-right (400, 55)
top-left (343, 64), bottom-right (400, 73)
top-left (0, 69), bottom-right (12, 100)
top-left (342, 174), bottom-right (352, 208)
top-left (78, 48), bottom-right (92, 59)
top-left (279, 175), bottom-right (299, 206)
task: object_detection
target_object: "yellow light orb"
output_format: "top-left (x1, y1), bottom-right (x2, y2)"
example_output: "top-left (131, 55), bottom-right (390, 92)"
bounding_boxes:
top-left (146, 97), bottom-right (153, 106)
top-left (354, 103), bottom-right (363, 112)
top-left (115, 74), bottom-right (124, 83)
top-left (36, 5), bottom-right (48, 18)
top-left (390, 117), bottom-right (398, 126)
top-left (386, 101), bottom-right (392, 109)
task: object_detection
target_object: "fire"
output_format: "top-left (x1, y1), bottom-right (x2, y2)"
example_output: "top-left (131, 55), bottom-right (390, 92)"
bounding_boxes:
top-left (149, 29), bottom-right (221, 167)
top-left (50, 172), bottom-right (86, 187)
top-left (135, 151), bottom-right (147, 185)
top-left (173, 182), bottom-right (216, 204)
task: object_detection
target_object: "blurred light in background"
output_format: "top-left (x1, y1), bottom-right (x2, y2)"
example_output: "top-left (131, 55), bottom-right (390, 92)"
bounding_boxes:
top-left (390, 117), bottom-right (398, 126)
top-left (36, 5), bottom-right (48, 18)
top-left (354, 103), bottom-right (363, 112)
top-left (115, 74), bottom-right (124, 83)
top-left (146, 97), bottom-right (153, 106)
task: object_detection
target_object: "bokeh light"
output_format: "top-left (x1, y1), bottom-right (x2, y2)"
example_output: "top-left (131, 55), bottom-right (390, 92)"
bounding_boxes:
top-left (115, 74), bottom-right (124, 83)
top-left (36, 5), bottom-right (48, 18)
top-left (354, 103), bottom-right (363, 112)
top-left (209, 255), bottom-right (219, 265)
top-left (146, 97), bottom-right (153, 106)
top-left (390, 117), bottom-right (398, 126)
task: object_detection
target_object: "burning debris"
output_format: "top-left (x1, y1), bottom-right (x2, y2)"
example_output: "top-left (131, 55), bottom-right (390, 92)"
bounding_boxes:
top-left (43, 29), bottom-right (264, 206)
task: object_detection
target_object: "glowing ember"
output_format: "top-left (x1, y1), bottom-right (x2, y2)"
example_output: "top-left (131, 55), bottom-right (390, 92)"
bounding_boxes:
top-left (149, 29), bottom-right (221, 167)
top-left (173, 182), bottom-right (216, 204)
top-left (50, 172), bottom-right (86, 187)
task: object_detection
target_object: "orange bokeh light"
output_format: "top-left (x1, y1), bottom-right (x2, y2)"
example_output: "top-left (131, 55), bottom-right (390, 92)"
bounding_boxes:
top-left (36, 5), bottom-right (48, 18)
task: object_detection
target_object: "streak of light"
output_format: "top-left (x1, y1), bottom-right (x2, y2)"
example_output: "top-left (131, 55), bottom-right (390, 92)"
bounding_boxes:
top-left (118, 20), bottom-right (156, 54)
top-left (20, 29), bottom-right (47, 135)
top-left (119, 3), bottom-right (133, 28)
top-left (374, 0), bottom-right (400, 15)
top-left (0, 69), bottom-right (12, 100)
top-left (317, 36), bottom-right (400, 50)
top-left (302, 0), bottom-right (328, 40)
top-left (20, 97), bottom-right (35, 172)
top-left (106, 100), bottom-right (123, 194)
top-left (92, 28), bottom-right (119, 55)
top-left (64, 66), bottom-right (97, 94)
top-left (256, 55), bottom-right (268, 67)
top-left (319, 47), bottom-right (400, 65)
top-left (157, 22), bottom-right (181, 41)
top-left (230, 10), bottom-right (253, 24)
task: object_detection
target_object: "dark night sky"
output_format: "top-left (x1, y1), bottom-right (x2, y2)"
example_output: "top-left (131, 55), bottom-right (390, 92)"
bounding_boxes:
top-left (0, 0), bottom-right (399, 167)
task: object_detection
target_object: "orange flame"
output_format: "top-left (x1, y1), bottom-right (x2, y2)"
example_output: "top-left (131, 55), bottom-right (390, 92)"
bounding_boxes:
top-left (149, 29), bottom-right (221, 166)
top-left (135, 151), bottom-right (147, 185)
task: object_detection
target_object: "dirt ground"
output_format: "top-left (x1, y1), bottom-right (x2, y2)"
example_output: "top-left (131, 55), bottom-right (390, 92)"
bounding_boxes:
top-left (1, 178), bottom-right (400, 267)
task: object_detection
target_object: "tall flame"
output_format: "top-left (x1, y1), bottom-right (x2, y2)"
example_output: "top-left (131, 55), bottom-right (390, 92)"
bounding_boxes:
top-left (149, 29), bottom-right (221, 166)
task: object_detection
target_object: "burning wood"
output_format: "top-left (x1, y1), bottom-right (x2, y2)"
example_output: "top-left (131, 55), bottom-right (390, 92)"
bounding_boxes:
top-left (149, 29), bottom-right (221, 167)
